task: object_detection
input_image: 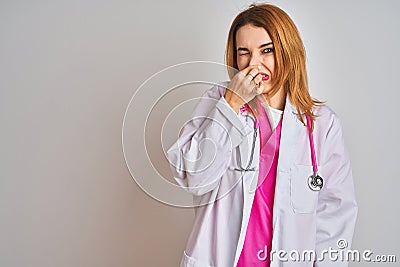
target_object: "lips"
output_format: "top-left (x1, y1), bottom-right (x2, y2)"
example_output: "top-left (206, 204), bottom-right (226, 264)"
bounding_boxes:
top-left (258, 72), bottom-right (270, 81)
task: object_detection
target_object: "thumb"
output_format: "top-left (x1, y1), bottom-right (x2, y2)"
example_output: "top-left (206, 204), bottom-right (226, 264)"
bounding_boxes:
top-left (255, 81), bottom-right (264, 95)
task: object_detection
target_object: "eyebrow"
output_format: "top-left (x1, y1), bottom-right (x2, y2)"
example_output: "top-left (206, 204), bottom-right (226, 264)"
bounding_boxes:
top-left (237, 42), bottom-right (273, 51)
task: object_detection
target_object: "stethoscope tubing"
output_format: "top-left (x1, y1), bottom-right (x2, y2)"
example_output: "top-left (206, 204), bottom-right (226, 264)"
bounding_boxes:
top-left (306, 115), bottom-right (318, 174)
top-left (234, 104), bottom-right (323, 191)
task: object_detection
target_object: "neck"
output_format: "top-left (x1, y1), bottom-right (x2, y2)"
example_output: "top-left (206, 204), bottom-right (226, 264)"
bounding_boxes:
top-left (263, 87), bottom-right (286, 111)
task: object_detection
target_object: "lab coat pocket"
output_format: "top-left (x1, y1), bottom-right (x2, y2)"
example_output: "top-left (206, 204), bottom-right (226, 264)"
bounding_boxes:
top-left (289, 164), bottom-right (319, 214)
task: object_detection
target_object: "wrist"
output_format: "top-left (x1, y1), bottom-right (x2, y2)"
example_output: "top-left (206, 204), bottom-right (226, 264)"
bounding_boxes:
top-left (224, 91), bottom-right (244, 113)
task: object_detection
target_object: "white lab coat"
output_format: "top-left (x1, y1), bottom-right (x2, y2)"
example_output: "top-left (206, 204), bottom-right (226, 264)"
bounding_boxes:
top-left (167, 82), bottom-right (358, 267)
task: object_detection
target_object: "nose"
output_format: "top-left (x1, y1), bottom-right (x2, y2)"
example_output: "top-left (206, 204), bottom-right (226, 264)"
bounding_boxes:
top-left (249, 53), bottom-right (262, 66)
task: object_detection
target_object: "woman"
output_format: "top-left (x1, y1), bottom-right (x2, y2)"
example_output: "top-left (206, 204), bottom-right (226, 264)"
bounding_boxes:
top-left (167, 3), bottom-right (358, 267)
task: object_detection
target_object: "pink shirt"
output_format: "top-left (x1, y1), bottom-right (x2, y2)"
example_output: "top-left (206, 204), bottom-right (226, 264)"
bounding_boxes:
top-left (236, 99), bottom-right (283, 267)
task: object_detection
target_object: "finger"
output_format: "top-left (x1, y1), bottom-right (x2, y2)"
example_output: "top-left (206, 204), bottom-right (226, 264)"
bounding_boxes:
top-left (238, 64), bottom-right (256, 76)
top-left (239, 64), bottom-right (261, 77)
top-left (244, 72), bottom-right (259, 86)
top-left (253, 73), bottom-right (263, 84)
top-left (247, 67), bottom-right (264, 82)
top-left (250, 79), bottom-right (259, 92)
top-left (245, 72), bottom-right (255, 82)
top-left (255, 81), bottom-right (264, 95)
top-left (244, 76), bottom-right (261, 93)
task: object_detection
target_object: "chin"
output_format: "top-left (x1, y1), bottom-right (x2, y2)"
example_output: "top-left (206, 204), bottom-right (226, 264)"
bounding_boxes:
top-left (262, 88), bottom-right (272, 95)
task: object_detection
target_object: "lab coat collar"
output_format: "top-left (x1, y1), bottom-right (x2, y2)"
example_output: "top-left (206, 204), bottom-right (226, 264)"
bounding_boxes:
top-left (257, 93), bottom-right (305, 115)
top-left (284, 95), bottom-right (306, 115)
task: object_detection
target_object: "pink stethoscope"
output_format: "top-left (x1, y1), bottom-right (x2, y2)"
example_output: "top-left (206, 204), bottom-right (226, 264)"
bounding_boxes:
top-left (306, 115), bottom-right (324, 191)
top-left (235, 104), bottom-right (324, 191)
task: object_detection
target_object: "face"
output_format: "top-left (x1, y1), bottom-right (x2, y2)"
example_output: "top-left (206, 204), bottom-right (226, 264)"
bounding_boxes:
top-left (235, 24), bottom-right (275, 93)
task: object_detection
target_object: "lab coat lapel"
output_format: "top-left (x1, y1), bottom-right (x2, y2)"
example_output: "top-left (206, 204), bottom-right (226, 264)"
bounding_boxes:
top-left (234, 95), bottom-right (304, 266)
top-left (277, 96), bottom-right (304, 171)
top-left (269, 96), bottom-right (304, 263)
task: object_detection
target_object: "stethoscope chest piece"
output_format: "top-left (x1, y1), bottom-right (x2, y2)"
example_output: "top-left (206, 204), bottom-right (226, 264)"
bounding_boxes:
top-left (308, 173), bottom-right (323, 191)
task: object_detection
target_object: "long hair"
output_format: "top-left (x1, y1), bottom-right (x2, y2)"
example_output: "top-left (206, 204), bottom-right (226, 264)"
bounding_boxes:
top-left (225, 3), bottom-right (324, 129)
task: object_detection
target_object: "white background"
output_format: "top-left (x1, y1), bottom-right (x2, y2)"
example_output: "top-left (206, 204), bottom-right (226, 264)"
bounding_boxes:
top-left (1, 0), bottom-right (399, 266)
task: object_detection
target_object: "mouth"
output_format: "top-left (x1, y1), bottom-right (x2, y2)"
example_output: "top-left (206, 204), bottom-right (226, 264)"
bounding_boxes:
top-left (258, 72), bottom-right (270, 81)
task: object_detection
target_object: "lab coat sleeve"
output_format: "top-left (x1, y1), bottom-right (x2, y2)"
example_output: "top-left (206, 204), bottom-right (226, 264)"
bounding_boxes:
top-left (166, 86), bottom-right (248, 196)
top-left (314, 114), bottom-right (358, 266)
